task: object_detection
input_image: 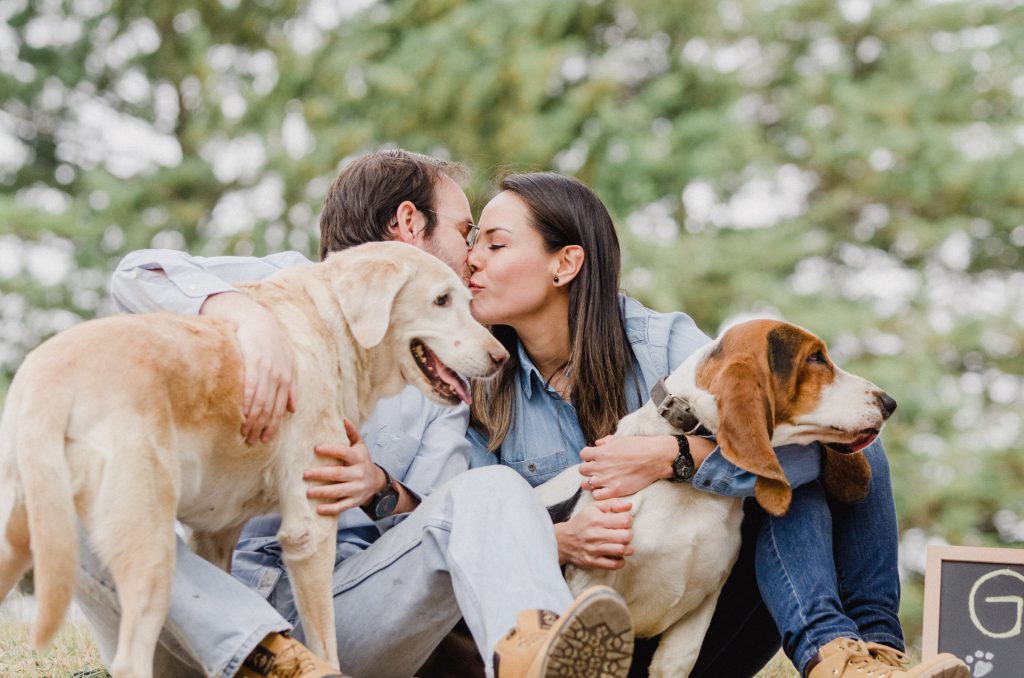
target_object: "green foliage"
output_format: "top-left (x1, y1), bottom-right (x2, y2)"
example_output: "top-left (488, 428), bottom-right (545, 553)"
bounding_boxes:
top-left (2, 0), bottom-right (1022, 642)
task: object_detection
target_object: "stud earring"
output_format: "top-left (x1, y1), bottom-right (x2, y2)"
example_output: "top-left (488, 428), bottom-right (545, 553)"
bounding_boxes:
top-left (553, 276), bottom-right (560, 284)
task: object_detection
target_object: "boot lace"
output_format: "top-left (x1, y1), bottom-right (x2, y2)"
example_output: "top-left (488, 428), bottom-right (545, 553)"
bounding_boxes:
top-left (835, 639), bottom-right (903, 677)
top-left (866, 642), bottom-right (911, 668)
top-left (270, 643), bottom-right (323, 678)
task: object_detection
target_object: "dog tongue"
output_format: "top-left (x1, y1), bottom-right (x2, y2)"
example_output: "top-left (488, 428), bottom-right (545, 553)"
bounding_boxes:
top-left (433, 356), bottom-right (472, 405)
top-left (848, 432), bottom-right (878, 452)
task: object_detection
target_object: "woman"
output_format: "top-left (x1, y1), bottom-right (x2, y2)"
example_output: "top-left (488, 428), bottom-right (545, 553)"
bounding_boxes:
top-left (463, 172), bottom-right (967, 678)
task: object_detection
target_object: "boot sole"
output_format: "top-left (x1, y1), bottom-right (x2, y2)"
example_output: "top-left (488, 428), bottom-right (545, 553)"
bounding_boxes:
top-left (534, 586), bottom-right (634, 678)
top-left (916, 655), bottom-right (971, 678)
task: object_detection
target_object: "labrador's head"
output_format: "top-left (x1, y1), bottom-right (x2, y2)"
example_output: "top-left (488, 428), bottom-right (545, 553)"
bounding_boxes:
top-left (328, 242), bottom-right (508, 406)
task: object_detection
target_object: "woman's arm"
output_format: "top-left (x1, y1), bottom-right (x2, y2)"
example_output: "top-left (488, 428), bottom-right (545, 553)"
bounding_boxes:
top-left (578, 434), bottom-right (717, 501)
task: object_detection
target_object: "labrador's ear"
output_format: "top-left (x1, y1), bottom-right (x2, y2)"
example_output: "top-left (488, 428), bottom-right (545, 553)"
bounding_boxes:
top-left (712, 359), bottom-right (791, 516)
top-left (822, 447), bottom-right (871, 503)
top-left (334, 256), bottom-right (414, 349)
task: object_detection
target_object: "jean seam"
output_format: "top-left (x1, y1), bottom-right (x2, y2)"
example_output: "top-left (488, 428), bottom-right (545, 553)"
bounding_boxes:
top-left (447, 539), bottom-right (492, 672)
top-left (861, 632), bottom-right (905, 651)
top-left (217, 621), bottom-right (290, 678)
top-left (798, 629), bottom-right (861, 676)
top-left (766, 518), bottom-right (811, 631)
top-left (329, 516), bottom-right (451, 595)
top-left (767, 518), bottom-right (862, 675)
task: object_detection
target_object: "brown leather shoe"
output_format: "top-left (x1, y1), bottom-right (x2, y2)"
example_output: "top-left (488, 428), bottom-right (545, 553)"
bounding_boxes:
top-left (492, 585), bottom-right (634, 678)
top-left (235, 633), bottom-right (349, 678)
top-left (807, 638), bottom-right (969, 678)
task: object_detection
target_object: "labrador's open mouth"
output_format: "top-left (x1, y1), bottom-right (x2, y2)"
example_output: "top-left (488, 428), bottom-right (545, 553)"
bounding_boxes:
top-left (411, 339), bottom-right (471, 405)
top-left (827, 429), bottom-right (880, 454)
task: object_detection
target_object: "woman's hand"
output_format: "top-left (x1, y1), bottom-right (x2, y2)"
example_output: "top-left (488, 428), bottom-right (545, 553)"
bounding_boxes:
top-left (303, 421), bottom-right (387, 516)
top-left (578, 435), bottom-right (676, 500)
top-left (554, 499), bottom-right (634, 570)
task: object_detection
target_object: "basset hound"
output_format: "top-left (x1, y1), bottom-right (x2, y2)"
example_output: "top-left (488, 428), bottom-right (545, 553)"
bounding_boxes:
top-left (535, 319), bottom-right (896, 678)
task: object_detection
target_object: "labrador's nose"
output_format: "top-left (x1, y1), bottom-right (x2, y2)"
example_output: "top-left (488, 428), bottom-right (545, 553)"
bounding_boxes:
top-left (877, 392), bottom-right (897, 418)
top-left (490, 346), bottom-right (510, 367)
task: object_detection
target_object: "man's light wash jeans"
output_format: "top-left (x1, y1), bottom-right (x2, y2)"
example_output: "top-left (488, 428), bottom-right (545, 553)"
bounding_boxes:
top-left (76, 465), bottom-right (573, 678)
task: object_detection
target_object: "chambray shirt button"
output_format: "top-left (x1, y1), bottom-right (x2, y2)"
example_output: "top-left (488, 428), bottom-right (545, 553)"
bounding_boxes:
top-left (702, 479), bottom-right (711, 487)
top-left (527, 463), bottom-right (537, 472)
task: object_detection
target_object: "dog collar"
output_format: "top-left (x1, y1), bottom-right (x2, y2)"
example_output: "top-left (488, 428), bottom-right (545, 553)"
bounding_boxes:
top-left (650, 376), bottom-right (709, 436)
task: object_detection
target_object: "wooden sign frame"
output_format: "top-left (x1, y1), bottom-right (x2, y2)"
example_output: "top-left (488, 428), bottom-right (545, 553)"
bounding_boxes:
top-left (923, 544), bottom-right (1024, 659)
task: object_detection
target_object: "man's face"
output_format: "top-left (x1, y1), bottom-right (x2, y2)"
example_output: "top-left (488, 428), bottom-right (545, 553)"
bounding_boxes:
top-left (415, 175), bottom-right (475, 282)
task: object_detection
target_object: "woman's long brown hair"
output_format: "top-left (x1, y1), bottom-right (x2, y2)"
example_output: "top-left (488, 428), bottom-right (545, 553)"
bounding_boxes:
top-left (470, 173), bottom-right (636, 452)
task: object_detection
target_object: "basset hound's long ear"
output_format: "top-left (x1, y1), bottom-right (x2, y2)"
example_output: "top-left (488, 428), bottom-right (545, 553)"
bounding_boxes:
top-left (822, 447), bottom-right (872, 503)
top-left (332, 253), bottom-right (414, 349)
top-left (712, 358), bottom-right (792, 516)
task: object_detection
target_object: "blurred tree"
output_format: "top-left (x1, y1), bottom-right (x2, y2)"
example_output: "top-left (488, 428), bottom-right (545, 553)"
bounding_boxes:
top-left (2, 0), bottom-right (1022, 643)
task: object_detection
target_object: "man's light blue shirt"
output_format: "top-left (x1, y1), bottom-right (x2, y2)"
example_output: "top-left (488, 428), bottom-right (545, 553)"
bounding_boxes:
top-left (467, 296), bottom-right (822, 496)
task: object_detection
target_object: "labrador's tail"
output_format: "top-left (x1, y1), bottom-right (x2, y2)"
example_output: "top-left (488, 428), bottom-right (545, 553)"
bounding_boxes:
top-left (4, 365), bottom-right (78, 649)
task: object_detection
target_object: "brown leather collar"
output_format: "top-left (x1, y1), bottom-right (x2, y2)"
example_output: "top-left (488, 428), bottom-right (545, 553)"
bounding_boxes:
top-left (650, 376), bottom-right (708, 435)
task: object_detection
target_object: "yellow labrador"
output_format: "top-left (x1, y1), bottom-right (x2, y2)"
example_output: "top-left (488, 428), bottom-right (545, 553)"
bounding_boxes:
top-left (0, 241), bottom-right (508, 678)
top-left (537, 319), bottom-right (895, 677)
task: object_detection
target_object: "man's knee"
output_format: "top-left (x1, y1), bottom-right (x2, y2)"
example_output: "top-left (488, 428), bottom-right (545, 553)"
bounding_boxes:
top-left (449, 464), bottom-right (531, 497)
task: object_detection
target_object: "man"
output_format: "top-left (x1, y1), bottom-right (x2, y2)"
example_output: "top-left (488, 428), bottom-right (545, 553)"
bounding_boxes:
top-left (91, 149), bottom-right (634, 678)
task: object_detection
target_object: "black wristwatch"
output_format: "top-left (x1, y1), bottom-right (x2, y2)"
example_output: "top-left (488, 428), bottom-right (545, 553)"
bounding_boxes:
top-left (361, 464), bottom-right (400, 521)
top-left (669, 435), bottom-right (695, 482)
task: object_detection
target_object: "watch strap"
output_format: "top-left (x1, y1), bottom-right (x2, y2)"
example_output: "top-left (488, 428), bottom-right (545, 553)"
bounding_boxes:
top-left (361, 464), bottom-right (399, 520)
top-left (669, 434), bottom-right (695, 483)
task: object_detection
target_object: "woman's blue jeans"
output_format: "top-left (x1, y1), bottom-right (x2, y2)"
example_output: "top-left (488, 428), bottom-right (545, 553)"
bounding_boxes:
top-left (638, 441), bottom-right (905, 678)
top-left (755, 440), bottom-right (904, 674)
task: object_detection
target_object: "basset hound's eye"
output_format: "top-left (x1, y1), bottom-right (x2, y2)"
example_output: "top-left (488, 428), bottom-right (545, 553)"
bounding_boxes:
top-left (434, 293), bottom-right (450, 307)
top-left (807, 350), bottom-right (827, 365)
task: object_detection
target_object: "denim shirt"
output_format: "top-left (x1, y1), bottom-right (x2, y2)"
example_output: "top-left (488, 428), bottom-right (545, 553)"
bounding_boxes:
top-left (468, 296), bottom-right (822, 496)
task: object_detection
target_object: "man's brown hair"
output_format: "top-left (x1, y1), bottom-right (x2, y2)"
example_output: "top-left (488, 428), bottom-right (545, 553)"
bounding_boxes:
top-left (318, 149), bottom-right (468, 260)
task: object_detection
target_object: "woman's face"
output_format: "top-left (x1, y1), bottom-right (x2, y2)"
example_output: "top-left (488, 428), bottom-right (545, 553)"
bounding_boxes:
top-left (467, 191), bottom-right (560, 326)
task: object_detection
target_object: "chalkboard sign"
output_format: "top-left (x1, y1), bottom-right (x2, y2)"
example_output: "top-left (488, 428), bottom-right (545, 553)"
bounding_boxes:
top-left (923, 545), bottom-right (1024, 678)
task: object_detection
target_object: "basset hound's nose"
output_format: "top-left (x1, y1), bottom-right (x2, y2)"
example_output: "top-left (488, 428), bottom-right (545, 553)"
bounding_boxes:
top-left (877, 392), bottom-right (897, 418)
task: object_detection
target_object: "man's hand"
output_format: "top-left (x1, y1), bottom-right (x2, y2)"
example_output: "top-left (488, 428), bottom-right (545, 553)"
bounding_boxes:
top-left (554, 499), bottom-right (634, 570)
top-left (200, 291), bottom-right (295, 444)
top-left (304, 421), bottom-right (387, 516)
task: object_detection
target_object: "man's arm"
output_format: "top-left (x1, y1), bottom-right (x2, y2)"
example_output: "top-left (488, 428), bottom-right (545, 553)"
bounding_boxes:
top-left (304, 390), bottom-right (472, 524)
top-left (110, 248), bottom-right (313, 442)
top-left (110, 248), bottom-right (310, 314)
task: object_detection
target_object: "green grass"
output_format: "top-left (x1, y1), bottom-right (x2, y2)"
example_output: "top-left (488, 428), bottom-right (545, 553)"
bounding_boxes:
top-left (0, 593), bottom-right (799, 677)
top-left (0, 621), bottom-right (103, 677)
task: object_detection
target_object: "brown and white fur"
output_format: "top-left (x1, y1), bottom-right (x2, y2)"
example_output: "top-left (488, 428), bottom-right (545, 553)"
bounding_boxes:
top-left (536, 319), bottom-right (896, 677)
top-left (0, 241), bottom-right (508, 678)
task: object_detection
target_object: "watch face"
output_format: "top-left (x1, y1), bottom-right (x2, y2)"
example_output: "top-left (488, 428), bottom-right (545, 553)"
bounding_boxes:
top-left (672, 456), bottom-right (692, 480)
top-left (374, 491), bottom-right (399, 520)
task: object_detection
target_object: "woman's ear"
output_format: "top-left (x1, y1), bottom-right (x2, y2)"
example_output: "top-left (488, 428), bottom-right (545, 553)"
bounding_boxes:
top-left (553, 245), bottom-right (585, 286)
top-left (391, 200), bottom-right (423, 244)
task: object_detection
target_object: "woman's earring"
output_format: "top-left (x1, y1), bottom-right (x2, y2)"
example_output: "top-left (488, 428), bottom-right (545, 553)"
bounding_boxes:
top-left (553, 276), bottom-right (560, 284)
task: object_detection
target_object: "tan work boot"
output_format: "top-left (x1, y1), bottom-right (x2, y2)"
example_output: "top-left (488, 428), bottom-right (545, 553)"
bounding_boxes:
top-left (235, 632), bottom-right (350, 678)
top-left (807, 638), bottom-right (969, 678)
top-left (492, 585), bottom-right (634, 678)
top-left (867, 641), bottom-right (970, 678)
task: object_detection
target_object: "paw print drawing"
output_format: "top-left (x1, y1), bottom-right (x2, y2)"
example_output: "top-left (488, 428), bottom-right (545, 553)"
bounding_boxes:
top-left (964, 650), bottom-right (994, 677)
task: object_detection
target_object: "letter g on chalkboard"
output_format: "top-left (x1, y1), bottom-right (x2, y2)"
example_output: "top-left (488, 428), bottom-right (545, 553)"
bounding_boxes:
top-left (969, 569), bottom-right (1024, 639)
